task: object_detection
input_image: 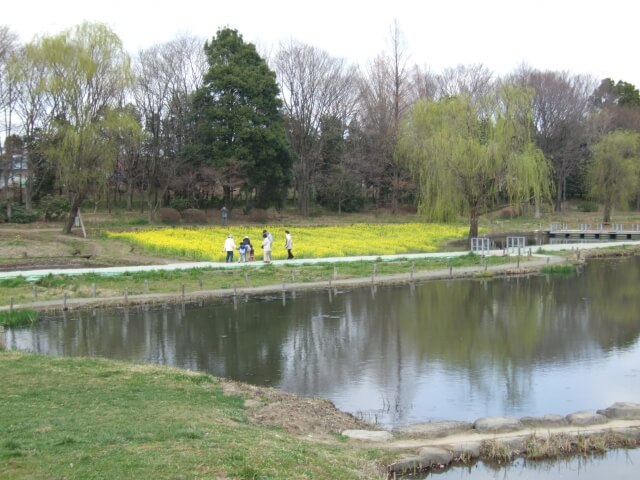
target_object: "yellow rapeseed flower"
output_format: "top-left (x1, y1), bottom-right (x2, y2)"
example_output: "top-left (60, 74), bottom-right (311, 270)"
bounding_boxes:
top-left (107, 223), bottom-right (469, 262)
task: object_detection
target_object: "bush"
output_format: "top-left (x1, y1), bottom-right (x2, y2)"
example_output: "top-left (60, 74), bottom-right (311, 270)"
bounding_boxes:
top-left (157, 208), bottom-right (181, 224)
top-left (181, 208), bottom-right (208, 224)
top-left (169, 197), bottom-right (194, 212)
top-left (0, 203), bottom-right (40, 224)
top-left (40, 195), bottom-right (70, 221)
top-left (576, 201), bottom-right (598, 212)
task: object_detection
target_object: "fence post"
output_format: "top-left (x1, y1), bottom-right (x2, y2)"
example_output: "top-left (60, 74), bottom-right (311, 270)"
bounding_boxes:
top-left (33, 285), bottom-right (37, 301)
top-left (144, 279), bottom-right (149, 293)
top-left (63, 292), bottom-right (67, 310)
top-left (124, 287), bottom-right (128, 305)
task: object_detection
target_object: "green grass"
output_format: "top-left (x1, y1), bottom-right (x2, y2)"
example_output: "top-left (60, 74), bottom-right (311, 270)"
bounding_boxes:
top-left (0, 352), bottom-right (388, 479)
top-left (0, 309), bottom-right (37, 327)
top-left (540, 264), bottom-right (577, 275)
top-left (0, 253), bottom-right (526, 307)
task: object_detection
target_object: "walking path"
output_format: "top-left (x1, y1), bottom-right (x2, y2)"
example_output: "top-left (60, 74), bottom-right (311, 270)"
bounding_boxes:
top-left (2, 240), bottom-right (637, 281)
top-left (2, 240), bottom-right (639, 312)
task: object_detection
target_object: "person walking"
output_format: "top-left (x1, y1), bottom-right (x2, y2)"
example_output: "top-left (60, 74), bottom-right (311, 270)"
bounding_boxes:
top-left (220, 205), bottom-right (228, 226)
top-left (261, 231), bottom-right (272, 263)
top-left (262, 229), bottom-right (273, 249)
top-left (222, 234), bottom-right (236, 263)
top-left (284, 230), bottom-right (294, 259)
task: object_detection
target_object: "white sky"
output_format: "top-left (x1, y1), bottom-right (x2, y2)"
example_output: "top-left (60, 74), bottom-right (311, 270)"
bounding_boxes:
top-left (5, 0), bottom-right (640, 86)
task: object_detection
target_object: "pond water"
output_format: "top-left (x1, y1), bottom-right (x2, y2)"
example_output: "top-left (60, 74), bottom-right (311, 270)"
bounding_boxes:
top-left (6, 257), bottom-right (640, 429)
top-left (405, 448), bottom-right (640, 479)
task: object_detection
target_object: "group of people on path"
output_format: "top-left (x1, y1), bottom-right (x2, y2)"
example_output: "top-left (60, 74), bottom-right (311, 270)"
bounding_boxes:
top-left (221, 229), bottom-right (294, 263)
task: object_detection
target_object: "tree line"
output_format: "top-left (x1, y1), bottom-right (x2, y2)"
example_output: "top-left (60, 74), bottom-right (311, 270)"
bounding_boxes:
top-left (1, 22), bottom-right (639, 236)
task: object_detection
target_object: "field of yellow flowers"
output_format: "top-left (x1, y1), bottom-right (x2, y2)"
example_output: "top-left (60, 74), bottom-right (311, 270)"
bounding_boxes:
top-left (107, 223), bottom-right (468, 262)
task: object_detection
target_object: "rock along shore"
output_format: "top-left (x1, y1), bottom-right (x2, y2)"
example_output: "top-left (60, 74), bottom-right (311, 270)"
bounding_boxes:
top-left (341, 402), bottom-right (640, 476)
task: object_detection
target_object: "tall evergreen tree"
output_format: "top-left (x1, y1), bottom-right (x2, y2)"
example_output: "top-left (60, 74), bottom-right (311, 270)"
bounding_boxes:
top-left (190, 28), bottom-right (292, 208)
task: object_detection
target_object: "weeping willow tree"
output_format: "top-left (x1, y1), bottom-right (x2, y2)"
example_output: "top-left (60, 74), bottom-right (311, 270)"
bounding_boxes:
top-left (587, 130), bottom-right (640, 223)
top-left (397, 85), bottom-right (551, 239)
top-left (39, 22), bottom-right (134, 233)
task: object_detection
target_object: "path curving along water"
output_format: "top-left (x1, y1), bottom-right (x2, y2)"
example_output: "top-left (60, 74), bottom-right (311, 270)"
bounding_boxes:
top-left (1, 240), bottom-right (639, 313)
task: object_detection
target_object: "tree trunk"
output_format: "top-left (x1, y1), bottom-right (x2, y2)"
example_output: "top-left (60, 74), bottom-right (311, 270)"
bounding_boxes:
top-left (126, 180), bottom-right (134, 211)
top-left (296, 178), bottom-right (309, 217)
top-left (603, 201), bottom-right (612, 224)
top-left (468, 206), bottom-right (479, 240)
top-left (391, 168), bottom-right (399, 214)
top-left (2, 171), bottom-right (11, 220)
top-left (63, 194), bottom-right (83, 234)
top-left (223, 185), bottom-right (232, 208)
top-left (554, 178), bottom-right (563, 212)
top-left (25, 171), bottom-right (32, 210)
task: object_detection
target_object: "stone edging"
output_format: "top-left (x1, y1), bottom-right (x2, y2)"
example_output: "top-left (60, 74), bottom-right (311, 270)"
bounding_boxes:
top-left (340, 402), bottom-right (640, 476)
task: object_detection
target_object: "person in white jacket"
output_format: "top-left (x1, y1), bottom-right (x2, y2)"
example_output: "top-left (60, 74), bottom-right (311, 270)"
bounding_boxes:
top-left (222, 234), bottom-right (236, 263)
top-left (284, 230), bottom-right (294, 259)
top-left (261, 232), bottom-right (272, 263)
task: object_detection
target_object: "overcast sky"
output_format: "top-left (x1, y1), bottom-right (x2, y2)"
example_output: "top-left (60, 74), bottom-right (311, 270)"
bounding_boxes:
top-left (5, 0), bottom-right (640, 86)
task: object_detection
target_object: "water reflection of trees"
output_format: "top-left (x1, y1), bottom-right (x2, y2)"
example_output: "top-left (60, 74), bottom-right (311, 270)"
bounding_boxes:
top-left (9, 257), bottom-right (640, 424)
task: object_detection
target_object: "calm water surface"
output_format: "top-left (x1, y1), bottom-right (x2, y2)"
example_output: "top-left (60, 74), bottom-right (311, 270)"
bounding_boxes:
top-left (7, 257), bottom-right (640, 428)
top-left (406, 449), bottom-right (639, 479)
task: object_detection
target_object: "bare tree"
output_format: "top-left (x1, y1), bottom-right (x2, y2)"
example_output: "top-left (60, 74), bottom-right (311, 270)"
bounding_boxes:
top-left (435, 64), bottom-right (494, 101)
top-left (409, 64), bottom-right (438, 103)
top-left (133, 35), bottom-right (206, 214)
top-left (590, 78), bottom-right (640, 135)
top-left (0, 26), bottom-right (19, 217)
top-left (358, 20), bottom-right (412, 212)
top-left (510, 66), bottom-right (594, 211)
top-left (0, 26), bottom-right (19, 136)
top-left (5, 43), bottom-right (54, 209)
top-left (274, 40), bottom-right (358, 216)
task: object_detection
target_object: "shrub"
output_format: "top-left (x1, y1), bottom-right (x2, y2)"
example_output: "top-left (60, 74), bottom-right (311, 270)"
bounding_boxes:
top-left (40, 195), bottom-right (70, 221)
top-left (576, 201), bottom-right (598, 212)
top-left (169, 197), bottom-right (194, 212)
top-left (317, 180), bottom-right (365, 213)
top-left (0, 203), bottom-right (40, 224)
top-left (157, 208), bottom-right (182, 224)
top-left (181, 208), bottom-right (208, 224)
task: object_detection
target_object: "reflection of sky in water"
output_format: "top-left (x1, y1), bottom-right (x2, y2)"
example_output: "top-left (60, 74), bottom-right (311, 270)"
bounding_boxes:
top-left (6, 258), bottom-right (640, 429)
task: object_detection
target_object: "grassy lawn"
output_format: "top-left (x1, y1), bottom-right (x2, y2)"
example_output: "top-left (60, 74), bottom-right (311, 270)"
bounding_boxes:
top-left (0, 352), bottom-right (389, 479)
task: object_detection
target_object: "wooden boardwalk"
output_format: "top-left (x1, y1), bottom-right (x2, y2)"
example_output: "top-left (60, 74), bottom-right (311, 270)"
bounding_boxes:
top-left (546, 223), bottom-right (640, 241)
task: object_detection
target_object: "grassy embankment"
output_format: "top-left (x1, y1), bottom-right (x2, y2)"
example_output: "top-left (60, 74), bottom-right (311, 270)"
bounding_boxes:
top-left (0, 351), bottom-right (390, 479)
top-left (0, 252), bottom-right (523, 308)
